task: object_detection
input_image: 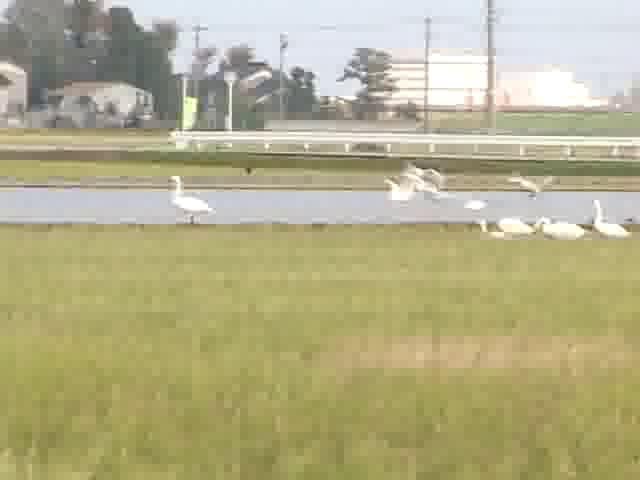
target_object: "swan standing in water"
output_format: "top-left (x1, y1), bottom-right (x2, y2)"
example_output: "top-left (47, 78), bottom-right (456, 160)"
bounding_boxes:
top-left (592, 199), bottom-right (630, 238)
top-left (507, 174), bottom-right (554, 198)
top-left (170, 176), bottom-right (213, 224)
top-left (534, 217), bottom-right (585, 239)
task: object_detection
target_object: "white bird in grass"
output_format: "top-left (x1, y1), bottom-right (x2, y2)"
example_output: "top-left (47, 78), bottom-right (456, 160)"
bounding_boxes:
top-left (507, 174), bottom-right (555, 197)
top-left (423, 168), bottom-right (446, 190)
top-left (476, 219), bottom-right (508, 239)
top-left (534, 217), bottom-right (585, 239)
top-left (170, 176), bottom-right (213, 224)
top-left (495, 217), bottom-right (535, 235)
top-left (384, 174), bottom-right (427, 202)
top-left (592, 199), bottom-right (630, 238)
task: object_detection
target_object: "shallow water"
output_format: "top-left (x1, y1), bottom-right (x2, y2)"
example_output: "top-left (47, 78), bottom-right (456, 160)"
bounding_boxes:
top-left (0, 188), bottom-right (638, 224)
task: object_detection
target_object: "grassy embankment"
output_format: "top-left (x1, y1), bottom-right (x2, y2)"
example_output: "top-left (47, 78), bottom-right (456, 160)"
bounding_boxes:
top-left (1, 111), bottom-right (639, 180)
top-left (4, 151), bottom-right (640, 180)
top-left (1, 111), bottom-right (639, 136)
top-left (427, 110), bottom-right (640, 135)
top-left (2, 224), bottom-right (640, 479)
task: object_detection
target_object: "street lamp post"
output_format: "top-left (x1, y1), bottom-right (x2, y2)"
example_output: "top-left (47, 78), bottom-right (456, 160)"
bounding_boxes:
top-left (224, 71), bottom-right (237, 131)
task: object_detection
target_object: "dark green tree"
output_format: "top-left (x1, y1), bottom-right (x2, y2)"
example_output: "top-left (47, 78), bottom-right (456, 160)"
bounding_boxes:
top-left (222, 44), bottom-right (254, 77)
top-left (0, 21), bottom-right (30, 68)
top-left (152, 19), bottom-right (179, 52)
top-left (286, 66), bottom-right (317, 119)
top-left (68, 0), bottom-right (96, 48)
top-left (4, 0), bottom-right (67, 104)
top-left (97, 7), bottom-right (141, 86)
top-left (338, 48), bottom-right (395, 119)
top-left (135, 30), bottom-right (175, 119)
top-left (95, 8), bottom-right (177, 119)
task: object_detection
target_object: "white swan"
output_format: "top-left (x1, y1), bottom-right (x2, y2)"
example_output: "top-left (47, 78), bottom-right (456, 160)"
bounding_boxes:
top-left (534, 217), bottom-right (585, 239)
top-left (170, 176), bottom-right (213, 224)
top-left (409, 167), bottom-right (485, 210)
top-left (476, 219), bottom-right (507, 239)
top-left (384, 174), bottom-right (426, 202)
top-left (496, 217), bottom-right (535, 235)
top-left (423, 168), bottom-right (446, 190)
top-left (402, 162), bottom-right (426, 178)
top-left (463, 199), bottom-right (487, 210)
top-left (507, 174), bottom-right (554, 198)
top-left (593, 199), bottom-right (630, 238)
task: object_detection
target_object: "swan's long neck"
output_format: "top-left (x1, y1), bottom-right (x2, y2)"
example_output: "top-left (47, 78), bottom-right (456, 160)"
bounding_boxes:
top-left (173, 180), bottom-right (183, 198)
top-left (594, 201), bottom-right (602, 222)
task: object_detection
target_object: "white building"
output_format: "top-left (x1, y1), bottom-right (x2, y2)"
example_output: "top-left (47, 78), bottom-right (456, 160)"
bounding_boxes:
top-left (387, 48), bottom-right (491, 111)
top-left (0, 61), bottom-right (28, 115)
top-left (497, 66), bottom-right (605, 108)
top-left (48, 81), bottom-right (153, 117)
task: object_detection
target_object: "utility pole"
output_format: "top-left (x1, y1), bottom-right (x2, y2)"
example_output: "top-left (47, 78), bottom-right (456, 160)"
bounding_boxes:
top-left (193, 24), bottom-right (209, 125)
top-left (279, 33), bottom-right (288, 121)
top-left (486, 0), bottom-right (496, 133)
top-left (423, 17), bottom-right (431, 134)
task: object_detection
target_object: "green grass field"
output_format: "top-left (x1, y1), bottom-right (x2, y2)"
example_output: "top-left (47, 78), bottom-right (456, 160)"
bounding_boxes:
top-left (428, 110), bottom-right (640, 135)
top-left (5, 152), bottom-right (640, 180)
top-left (2, 224), bottom-right (640, 479)
top-left (2, 111), bottom-right (639, 136)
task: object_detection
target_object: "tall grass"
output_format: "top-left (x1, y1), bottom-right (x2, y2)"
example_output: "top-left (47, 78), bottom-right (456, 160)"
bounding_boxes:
top-left (2, 224), bottom-right (640, 479)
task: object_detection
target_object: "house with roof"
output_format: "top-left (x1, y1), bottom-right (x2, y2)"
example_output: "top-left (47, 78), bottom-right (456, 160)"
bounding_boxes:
top-left (47, 81), bottom-right (153, 127)
top-left (0, 61), bottom-right (28, 126)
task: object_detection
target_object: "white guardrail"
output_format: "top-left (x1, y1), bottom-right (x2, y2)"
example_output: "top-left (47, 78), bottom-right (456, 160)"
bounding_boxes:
top-left (169, 130), bottom-right (640, 158)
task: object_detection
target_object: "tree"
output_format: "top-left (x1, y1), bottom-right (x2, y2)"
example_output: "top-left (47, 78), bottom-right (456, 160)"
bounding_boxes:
top-left (152, 19), bottom-right (179, 53)
top-left (286, 66), bottom-right (317, 119)
top-left (68, 0), bottom-right (96, 48)
top-left (222, 44), bottom-right (254, 76)
top-left (97, 7), bottom-right (141, 86)
top-left (4, 0), bottom-right (68, 104)
top-left (192, 45), bottom-right (216, 83)
top-left (338, 48), bottom-right (395, 120)
top-left (95, 8), bottom-right (177, 119)
top-left (0, 21), bottom-right (31, 68)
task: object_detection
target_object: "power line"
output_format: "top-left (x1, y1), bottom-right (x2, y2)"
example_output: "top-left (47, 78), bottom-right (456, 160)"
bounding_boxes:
top-left (175, 18), bottom-right (640, 34)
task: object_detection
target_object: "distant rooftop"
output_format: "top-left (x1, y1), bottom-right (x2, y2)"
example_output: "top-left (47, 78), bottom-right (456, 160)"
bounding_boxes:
top-left (48, 81), bottom-right (135, 97)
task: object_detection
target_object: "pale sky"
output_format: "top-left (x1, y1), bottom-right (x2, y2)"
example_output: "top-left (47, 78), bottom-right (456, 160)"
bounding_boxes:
top-left (3, 0), bottom-right (639, 97)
